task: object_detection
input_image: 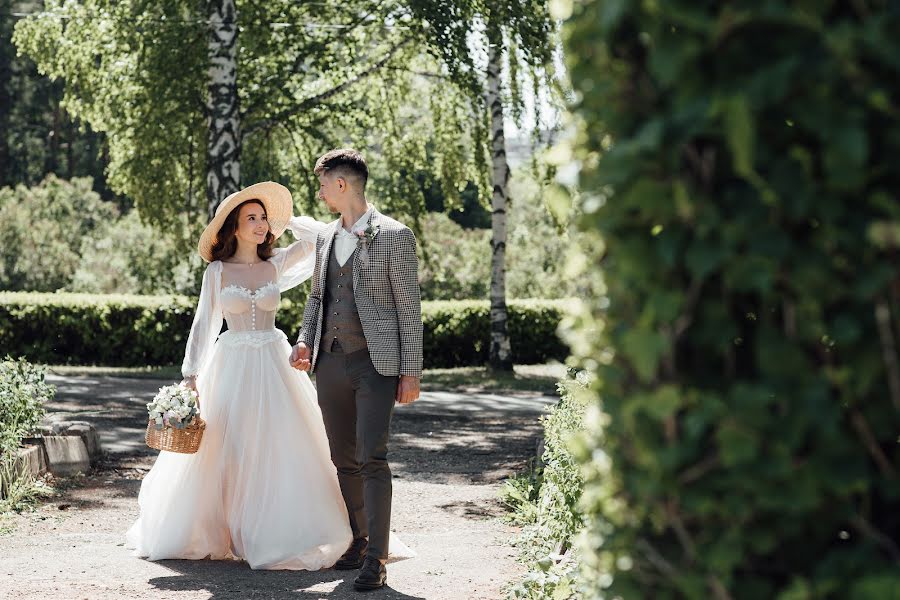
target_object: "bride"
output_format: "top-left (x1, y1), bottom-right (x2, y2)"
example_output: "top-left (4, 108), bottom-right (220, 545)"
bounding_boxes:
top-left (126, 182), bottom-right (353, 569)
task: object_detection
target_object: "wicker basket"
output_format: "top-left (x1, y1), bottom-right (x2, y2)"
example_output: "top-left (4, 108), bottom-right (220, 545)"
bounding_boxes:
top-left (145, 417), bottom-right (206, 454)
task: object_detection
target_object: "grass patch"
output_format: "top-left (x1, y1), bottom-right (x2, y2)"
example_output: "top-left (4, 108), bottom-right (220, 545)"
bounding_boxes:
top-left (45, 363), bottom-right (567, 393)
top-left (48, 364), bottom-right (183, 380)
top-left (0, 454), bottom-right (55, 516)
top-left (421, 363), bottom-right (566, 394)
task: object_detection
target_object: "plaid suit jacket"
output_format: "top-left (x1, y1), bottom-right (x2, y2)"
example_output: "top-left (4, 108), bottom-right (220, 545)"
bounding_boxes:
top-left (297, 209), bottom-right (423, 377)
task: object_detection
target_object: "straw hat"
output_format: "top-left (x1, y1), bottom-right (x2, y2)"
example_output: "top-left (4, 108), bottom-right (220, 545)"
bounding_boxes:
top-left (198, 182), bottom-right (293, 262)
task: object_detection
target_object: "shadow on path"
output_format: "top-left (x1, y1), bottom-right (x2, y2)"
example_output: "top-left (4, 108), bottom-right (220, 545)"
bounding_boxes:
top-left (149, 559), bottom-right (425, 600)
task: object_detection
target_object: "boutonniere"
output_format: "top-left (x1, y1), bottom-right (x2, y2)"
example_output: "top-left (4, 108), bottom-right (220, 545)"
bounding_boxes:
top-left (353, 223), bottom-right (380, 245)
top-left (352, 223), bottom-right (380, 267)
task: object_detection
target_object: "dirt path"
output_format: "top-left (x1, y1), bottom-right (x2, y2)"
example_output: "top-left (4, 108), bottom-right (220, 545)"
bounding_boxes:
top-left (0, 375), bottom-right (555, 599)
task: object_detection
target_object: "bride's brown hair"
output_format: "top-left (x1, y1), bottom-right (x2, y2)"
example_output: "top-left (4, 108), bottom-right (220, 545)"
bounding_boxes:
top-left (210, 199), bottom-right (276, 262)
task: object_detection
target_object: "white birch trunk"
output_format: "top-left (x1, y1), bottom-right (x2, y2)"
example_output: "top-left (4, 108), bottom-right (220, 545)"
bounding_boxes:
top-left (206, 0), bottom-right (240, 220)
top-left (486, 28), bottom-right (513, 371)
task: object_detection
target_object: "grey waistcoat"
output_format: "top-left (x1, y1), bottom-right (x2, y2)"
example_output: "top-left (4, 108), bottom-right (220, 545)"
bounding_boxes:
top-left (321, 244), bottom-right (368, 353)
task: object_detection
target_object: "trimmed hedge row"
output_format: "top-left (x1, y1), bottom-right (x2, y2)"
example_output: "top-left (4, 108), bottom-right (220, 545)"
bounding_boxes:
top-left (0, 292), bottom-right (570, 368)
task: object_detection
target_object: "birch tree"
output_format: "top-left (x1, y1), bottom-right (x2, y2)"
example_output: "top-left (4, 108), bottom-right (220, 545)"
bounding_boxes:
top-left (14, 0), bottom-right (481, 235)
top-left (411, 0), bottom-right (560, 370)
top-left (205, 0), bottom-right (240, 218)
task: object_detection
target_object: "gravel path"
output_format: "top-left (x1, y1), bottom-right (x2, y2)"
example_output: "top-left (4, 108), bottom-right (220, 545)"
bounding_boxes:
top-left (0, 374), bottom-right (555, 599)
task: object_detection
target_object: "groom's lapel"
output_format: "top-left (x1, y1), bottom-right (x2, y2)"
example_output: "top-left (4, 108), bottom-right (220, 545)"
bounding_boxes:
top-left (352, 210), bottom-right (378, 290)
top-left (318, 219), bottom-right (340, 286)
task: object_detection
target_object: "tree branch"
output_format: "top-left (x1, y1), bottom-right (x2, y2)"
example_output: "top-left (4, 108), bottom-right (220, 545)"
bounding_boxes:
top-left (636, 538), bottom-right (678, 579)
top-left (850, 409), bottom-right (897, 478)
top-left (678, 454), bottom-right (720, 484)
top-left (244, 37), bottom-right (414, 137)
top-left (849, 514), bottom-right (900, 564)
top-left (708, 576), bottom-right (735, 600)
top-left (665, 499), bottom-right (697, 562)
top-left (874, 297), bottom-right (900, 411)
top-left (382, 65), bottom-right (449, 81)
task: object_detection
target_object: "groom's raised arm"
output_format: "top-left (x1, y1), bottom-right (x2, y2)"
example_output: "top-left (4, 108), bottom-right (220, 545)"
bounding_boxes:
top-left (390, 227), bottom-right (423, 378)
top-left (297, 236), bottom-right (324, 347)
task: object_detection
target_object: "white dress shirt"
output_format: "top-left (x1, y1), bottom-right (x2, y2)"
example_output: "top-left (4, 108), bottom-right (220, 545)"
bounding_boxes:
top-left (334, 205), bottom-right (374, 267)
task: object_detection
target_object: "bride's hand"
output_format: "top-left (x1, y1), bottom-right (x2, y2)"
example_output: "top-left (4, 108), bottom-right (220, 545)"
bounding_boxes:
top-left (290, 343), bottom-right (311, 371)
top-left (181, 376), bottom-right (198, 392)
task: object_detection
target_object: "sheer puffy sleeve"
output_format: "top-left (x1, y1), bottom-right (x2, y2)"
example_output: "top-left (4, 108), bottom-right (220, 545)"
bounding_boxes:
top-left (181, 261), bottom-right (223, 378)
top-left (271, 215), bottom-right (326, 292)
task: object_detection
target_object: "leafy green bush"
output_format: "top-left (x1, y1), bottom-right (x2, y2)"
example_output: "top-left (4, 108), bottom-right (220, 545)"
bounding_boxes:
top-left (0, 175), bottom-right (116, 292)
top-left (502, 376), bottom-right (589, 599)
top-left (423, 299), bottom-right (571, 367)
top-left (71, 210), bottom-right (202, 296)
top-left (0, 175), bottom-right (198, 295)
top-left (0, 293), bottom-right (570, 368)
top-left (0, 292), bottom-right (195, 367)
top-left (419, 170), bottom-right (580, 301)
top-left (0, 356), bottom-right (53, 456)
top-left (562, 2), bottom-right (900, 598)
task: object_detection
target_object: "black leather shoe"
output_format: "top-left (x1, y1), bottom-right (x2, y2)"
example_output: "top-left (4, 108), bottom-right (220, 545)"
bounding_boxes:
top-left (354, 557), bottom-right (387, 591)
top-left (335, 537), bottom-right (368, 570)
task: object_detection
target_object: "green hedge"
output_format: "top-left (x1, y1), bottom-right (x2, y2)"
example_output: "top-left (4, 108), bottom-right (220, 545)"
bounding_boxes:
top-left (563, 2), bottom-right (900, 599)
top-left (0, 292), bottom-right (570, 368)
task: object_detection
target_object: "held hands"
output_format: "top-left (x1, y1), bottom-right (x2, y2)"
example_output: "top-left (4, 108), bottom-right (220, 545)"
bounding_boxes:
top-left (290, 342), bottom-right (312, 371)
top-left (396, 375), bottom-right (420, 405)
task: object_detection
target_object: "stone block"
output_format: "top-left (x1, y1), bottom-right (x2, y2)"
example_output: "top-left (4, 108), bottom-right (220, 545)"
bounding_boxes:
top-left (1, 445), bottom-right (50, 498)
top-left (36, 422), bottom-right (65, 436)
top-left (42, 435), bottom-right (91, 477)
top-left (15, 444), bottom-right (48, 478)
top-left (60, 422), bottom-right (102, 464)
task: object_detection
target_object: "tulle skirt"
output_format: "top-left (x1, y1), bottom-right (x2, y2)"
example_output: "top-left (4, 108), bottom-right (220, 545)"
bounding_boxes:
top-left (126, 329), bottom-right (353, 570)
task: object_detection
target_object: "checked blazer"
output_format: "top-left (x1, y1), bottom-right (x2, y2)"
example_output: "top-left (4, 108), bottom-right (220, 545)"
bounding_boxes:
top-left (297, 208), bottom-right (423, 378)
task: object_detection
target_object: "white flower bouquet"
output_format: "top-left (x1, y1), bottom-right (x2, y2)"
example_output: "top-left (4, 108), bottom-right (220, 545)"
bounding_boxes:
top-left (147, 384), bottom-right (200, 430)
top-left (144, 383), bottom-right (205, 453)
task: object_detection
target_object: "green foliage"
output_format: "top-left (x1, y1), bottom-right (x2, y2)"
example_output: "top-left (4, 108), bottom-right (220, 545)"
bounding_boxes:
top-left (562, 1), bottom-right (900, 598)
top-left (0, 175), bottom-right (116, 291)
top-left (12, 0), bottom-right (489, 234)
top-left (502, 376), bottom-right (589, 600)
top-left (0, 355), bottom-right (55, 508)
top-left (423, 299), bottom-right (570, 367)
top-left (0, 176), bottom-right (197, 294)
top-left (419, 212), bottom-right (491, 300)
top-left (0, 292), bottom-right (196, 367)
top-left (419, 170), bottom-right (580, 301)
top-left (0, 452), bottom-right (54, 511)
top-left (0, 293), bottom-right (569, 368)
top-left (71, 210), bottom-right (202, 296)
top-left (0, 356), bottom-right (53, 456)
top-left (0, 0), bottom-right (108, 190)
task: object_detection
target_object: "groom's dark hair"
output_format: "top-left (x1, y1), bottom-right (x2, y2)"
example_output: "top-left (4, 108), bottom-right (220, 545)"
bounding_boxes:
top-left (314, 148), bottom-right (368, 190)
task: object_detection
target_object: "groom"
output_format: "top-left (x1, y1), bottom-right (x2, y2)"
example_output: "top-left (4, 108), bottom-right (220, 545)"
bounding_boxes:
top-left (290, 148), bottom-right (422, 591)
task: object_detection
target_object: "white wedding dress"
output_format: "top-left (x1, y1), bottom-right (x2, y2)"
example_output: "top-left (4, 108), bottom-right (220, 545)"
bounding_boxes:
top-left (126, 216), bottom-right (354, 570)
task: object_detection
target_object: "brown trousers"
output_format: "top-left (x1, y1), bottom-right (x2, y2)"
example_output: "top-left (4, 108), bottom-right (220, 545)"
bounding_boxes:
top-left (315, 345), bottom-right (398, 560)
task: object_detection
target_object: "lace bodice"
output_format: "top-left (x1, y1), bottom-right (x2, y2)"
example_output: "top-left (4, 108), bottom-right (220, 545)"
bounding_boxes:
top-left (181, 215), bottom-right (327, 378)
top-left (221, 281), bottom-right (281, 331)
